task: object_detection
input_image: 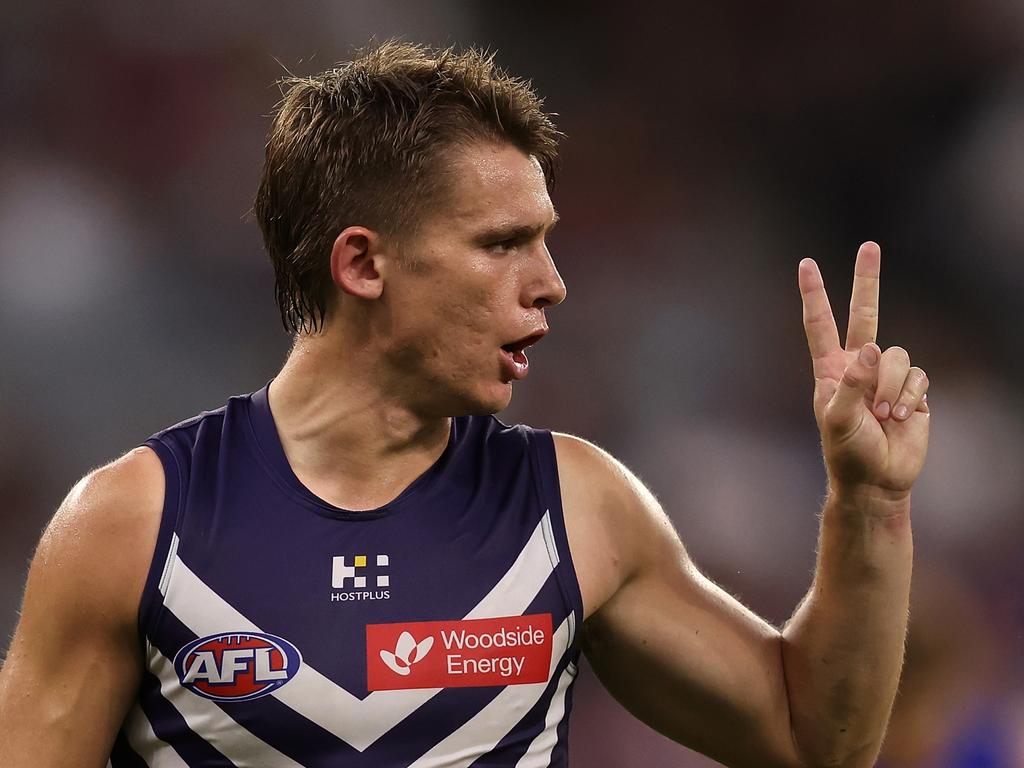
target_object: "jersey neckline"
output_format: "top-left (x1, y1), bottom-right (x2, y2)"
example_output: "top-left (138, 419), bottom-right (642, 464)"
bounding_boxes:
top-left (245, 382), bottom-right (459, 521)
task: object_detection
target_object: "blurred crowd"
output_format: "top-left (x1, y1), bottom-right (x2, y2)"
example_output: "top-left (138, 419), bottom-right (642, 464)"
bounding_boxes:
top-left (1, 2), bottom-right (1022, 766)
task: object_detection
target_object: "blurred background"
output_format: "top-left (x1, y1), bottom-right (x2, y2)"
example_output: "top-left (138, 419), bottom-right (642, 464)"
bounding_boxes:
top-left (1, 1), bottom-right (1022, 765)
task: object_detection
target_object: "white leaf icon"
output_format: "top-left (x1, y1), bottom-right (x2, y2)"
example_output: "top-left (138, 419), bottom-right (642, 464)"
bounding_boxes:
top-left (395, 631), bottom-right (416, 663)
top-left (412, 636), bottom-right (434, 663)
top-left (380, 650), bottom-right (410, 676)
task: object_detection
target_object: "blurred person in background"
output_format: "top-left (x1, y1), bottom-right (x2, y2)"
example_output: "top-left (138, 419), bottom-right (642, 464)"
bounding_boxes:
top-left (0, 41), bottom-right (933, 768)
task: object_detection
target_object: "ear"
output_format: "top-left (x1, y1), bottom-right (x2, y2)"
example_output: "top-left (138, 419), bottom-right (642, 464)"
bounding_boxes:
top-left (330, 227), bottom-right (387, 300)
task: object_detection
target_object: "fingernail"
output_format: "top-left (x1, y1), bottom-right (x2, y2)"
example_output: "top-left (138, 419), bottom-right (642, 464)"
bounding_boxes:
top-left (859, 345), bottom-right (879, 366)
top-left (876, 401), bottom-right (891, 419)
top-left (893, 404), bottom-right (909, 420)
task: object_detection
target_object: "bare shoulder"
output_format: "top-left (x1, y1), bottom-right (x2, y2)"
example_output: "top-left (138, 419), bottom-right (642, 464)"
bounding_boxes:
top-left (552, 433), bottom-right (681, 621)
top-left (552, 433), bottom-right (661, 505)
top-left (45, 446), bottom-right (165, 558)
top-left (31, 445), bottom-right (165, 629)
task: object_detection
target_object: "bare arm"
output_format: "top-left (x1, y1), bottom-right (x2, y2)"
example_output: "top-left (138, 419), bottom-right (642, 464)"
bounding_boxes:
top-left (560, 243), bottom-right (929, 768)
top-left (784, 243), bottom-right (928, 763)
top-left (0, 447), bottom-right (164, 768)
top-left (559, 433), bottom-right (804, 767)
top-left (782, 491), bottom-right (911, 765)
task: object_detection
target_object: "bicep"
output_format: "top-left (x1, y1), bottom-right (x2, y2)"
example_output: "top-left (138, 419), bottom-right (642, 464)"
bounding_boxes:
top-left (561, 436), bottom-right (802, 767)
top-left (583, 555), bottom-right (801, 767)
top-left (0, 448), bottom-right (163, 768)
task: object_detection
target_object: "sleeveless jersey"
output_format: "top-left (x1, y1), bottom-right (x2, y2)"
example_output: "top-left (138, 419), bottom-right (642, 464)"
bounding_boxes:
top-left (108, 385), bottom-right (584, 768)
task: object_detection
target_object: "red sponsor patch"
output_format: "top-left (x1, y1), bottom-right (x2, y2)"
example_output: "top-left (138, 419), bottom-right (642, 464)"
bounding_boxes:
top-left (367, 613), bottom-right (553, 691)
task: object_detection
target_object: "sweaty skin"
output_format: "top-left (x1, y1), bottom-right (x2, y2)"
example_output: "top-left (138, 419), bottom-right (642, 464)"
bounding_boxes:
top-left (0, 140), bottom-right (927, 768)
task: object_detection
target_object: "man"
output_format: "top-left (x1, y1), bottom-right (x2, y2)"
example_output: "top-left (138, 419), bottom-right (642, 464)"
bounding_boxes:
top-left (0, 42), bottom-right (929, 768)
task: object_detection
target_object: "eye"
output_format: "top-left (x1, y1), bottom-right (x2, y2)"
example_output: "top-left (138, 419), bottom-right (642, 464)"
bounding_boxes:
top-left (487, 238), bottom-right (519, 254)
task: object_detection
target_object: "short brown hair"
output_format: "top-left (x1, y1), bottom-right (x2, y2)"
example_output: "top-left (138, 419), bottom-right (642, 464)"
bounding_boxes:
top-left (254, 41), bottom-right (562, 334)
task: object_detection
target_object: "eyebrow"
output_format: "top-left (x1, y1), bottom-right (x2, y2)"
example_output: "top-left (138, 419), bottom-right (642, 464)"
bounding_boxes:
top-left (475, 210), bottom-right (560, 244)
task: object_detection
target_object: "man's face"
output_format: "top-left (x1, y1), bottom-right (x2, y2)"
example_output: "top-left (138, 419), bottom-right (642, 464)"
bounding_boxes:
top-left (378, 141), bottom-right (566, 416)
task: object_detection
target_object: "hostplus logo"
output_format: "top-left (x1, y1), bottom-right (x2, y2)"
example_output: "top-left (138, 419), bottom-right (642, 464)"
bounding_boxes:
top-left (330, 554), bottom-right (391, 602)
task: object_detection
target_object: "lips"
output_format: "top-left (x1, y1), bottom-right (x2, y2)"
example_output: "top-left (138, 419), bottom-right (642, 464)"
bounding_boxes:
top-left (499, 330), bottom-right (547, 381)
top-left (501, 331), bottom-right (546, 355)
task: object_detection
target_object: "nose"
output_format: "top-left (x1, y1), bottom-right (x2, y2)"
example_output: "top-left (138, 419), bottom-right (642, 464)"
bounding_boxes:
top-left (525, 243), bottom-right (567, 309)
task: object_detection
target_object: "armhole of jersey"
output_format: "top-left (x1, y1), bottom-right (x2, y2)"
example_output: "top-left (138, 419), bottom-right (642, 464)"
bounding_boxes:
top-left (527, 428), bottom-right (585, 664)
top-left (136, 438), bottom-right (183, 645)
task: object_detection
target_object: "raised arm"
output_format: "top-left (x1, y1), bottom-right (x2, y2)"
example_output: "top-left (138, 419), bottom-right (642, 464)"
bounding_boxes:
top-left (784, 242), bottom-right (928, 764)
top-left (559, 242), bottom-right (929, 768)
top-left (0, 447), bottom-right (165, 768)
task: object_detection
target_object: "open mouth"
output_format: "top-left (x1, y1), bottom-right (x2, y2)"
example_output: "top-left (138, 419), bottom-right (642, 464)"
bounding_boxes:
top-left (500, 332), bottom-right (546, 380)
top-left (501, 332), bottom-right (546, 356)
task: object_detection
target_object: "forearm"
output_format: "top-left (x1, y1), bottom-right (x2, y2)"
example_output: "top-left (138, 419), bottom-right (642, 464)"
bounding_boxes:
top-left (781, 490), bottom-right (912, 767)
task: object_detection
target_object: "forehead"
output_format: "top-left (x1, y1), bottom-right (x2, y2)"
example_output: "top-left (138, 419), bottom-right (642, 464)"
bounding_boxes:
top-left (439, 142), bottom-right (554, 231)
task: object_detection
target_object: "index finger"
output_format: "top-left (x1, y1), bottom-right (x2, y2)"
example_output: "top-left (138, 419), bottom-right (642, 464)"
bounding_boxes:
top-left (799, 257), bottom-right (842, 364)
top-left (845, 241), bottom-right (881, 349)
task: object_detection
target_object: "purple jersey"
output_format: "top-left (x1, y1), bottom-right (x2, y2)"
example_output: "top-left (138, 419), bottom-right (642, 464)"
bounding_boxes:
top-left (109, 385), bottom-right (584, 767)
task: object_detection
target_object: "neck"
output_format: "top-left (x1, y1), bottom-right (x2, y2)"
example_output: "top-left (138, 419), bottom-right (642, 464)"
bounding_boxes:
top-left (267, 331), bottom-right (451, 511)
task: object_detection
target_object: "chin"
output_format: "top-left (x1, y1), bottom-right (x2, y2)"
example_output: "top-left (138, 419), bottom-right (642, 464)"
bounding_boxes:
top-left (461, 381), bottom-right (514, 416)
top-left (478, 393), bottom-right (514, 416)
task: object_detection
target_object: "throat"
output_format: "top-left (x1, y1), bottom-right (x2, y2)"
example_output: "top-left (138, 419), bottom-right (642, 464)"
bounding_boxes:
top-left (281, 417), bottom-right (452, 512)
top-left (267, 374), bottom-right (452, 511)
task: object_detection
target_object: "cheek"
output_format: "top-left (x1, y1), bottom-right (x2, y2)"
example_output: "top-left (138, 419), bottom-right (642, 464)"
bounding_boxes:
top-left (392, 259), bottom-right (509, 369)
top-left (444, 281), bottom-right (502, 344)
top-left (393, 296), bottom-right (491, 371)
top-left (439, 306), bottom-right (498, 368)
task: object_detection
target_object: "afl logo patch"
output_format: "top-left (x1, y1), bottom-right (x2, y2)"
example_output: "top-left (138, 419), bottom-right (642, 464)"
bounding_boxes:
top-left (173, 632), bottom-right (302, 702)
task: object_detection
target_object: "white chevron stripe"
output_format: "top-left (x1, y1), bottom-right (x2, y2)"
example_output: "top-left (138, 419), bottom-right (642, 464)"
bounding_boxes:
top-left (123, 704), bottom-right (189, 768)
top-left (159, 511), bottom-right (560, 753)
top-left (514, 662), bottom-right (577, 767)
top-left (464, 511), bottom-right (556, 621)
top-left (148, 644), bottom-right (304, 768)
top-left (158, 533), bottom-right (180, 596)
top-left (407, 616), bottom-right (571, 768)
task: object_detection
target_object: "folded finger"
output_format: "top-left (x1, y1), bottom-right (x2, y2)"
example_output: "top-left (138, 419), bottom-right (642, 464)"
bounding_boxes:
top-left (892, 367), bottom-right (929, 421)
top-left (872, 346), bottom-right (911, 420)
top-left (827, 342), bottom-right (881, 431)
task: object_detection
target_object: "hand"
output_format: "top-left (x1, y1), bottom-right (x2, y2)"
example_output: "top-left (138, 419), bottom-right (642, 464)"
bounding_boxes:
top-left (798, 242), bottom-right (930, 501)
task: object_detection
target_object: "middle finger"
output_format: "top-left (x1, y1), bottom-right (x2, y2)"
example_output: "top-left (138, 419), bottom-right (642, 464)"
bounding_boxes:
top-left (846, 241), bottom-right (881, 350)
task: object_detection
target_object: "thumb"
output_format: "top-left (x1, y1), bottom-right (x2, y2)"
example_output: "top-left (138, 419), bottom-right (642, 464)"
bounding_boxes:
top-left (825, 343), bottom-right (880, 430)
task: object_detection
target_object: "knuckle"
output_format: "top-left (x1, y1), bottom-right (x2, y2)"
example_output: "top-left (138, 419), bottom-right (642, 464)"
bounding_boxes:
top-left (909, 368), bottom-right (929, 393)
top-left (883, 345), bottom-right (910, 365)
top-left (897, 370), bottom-right (929, 405)
top-left (849, 301), bottom-right (879, 318)
top-left (842, 366), bottom-right (864, 388)
top-left (877, 379), bottom-right (901, 397)
top-left (804, 309), bottom-right (834, 325)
